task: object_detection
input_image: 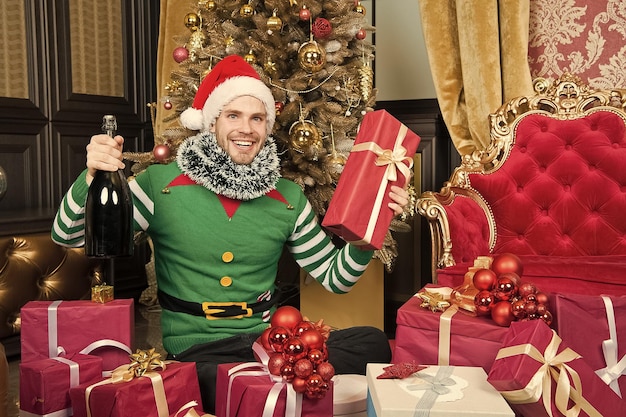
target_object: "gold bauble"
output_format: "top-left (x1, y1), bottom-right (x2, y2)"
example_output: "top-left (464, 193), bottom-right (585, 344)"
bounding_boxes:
top-left (206, 0), bottom-right (216, 10)
top-left (239, 3), bottom-right (254, 18)
top-left (267, 11), bottom-right (283, 31)
top-left (244, 50), bottom-right (256, 65)
top-left (289, 120), bottom-right (322, 150)
top-left (297, 41), bottom-right (326, 73)
top-left (329, 151), bottom-right (347, 166)
top-left (184, 13), bottom-right (201, 31)
top-left (355, 2), bottom-right (366, 16)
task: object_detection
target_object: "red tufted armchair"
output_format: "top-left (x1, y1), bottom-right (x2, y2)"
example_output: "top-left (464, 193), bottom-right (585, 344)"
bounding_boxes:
top-left (417, 73), bottom-right (626, 297)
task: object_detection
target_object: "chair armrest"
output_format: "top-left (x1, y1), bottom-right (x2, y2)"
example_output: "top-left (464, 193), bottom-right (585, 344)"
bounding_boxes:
top-left (417, 185), bottom-right (493, 283)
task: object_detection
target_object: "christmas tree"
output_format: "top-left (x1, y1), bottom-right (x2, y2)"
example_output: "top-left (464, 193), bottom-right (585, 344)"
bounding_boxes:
top-left (126, 0), bottom-right (413, 269)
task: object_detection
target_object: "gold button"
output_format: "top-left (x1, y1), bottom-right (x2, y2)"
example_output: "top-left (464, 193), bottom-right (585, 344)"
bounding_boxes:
top-left (222, 251), bottom-right (234, 263)
top-left (220, 276), bottom-right (233, 287)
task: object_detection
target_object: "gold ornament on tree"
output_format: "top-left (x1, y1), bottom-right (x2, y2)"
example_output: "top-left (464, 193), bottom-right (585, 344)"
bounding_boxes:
top-left (298, 40), bottom-right (326, 73)
top-left (328, 125), bottom-right (347, 166)
top-left (266, 9), bottom-right (283, 32)
top-left (354, 1), bottom-right (366, 16)
top-left (184, 13), bottom-right (201, 31)
top-left (358, 58), bottom-right (374, 101)
top-left (289, 106), bottom-right (323, 155)
top-left (244, 50), bottom-right (257, 65)
top-left (240, 1), bottom-right (254, 18)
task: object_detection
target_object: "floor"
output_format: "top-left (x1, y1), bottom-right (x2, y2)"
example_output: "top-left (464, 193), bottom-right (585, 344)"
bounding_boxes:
top-left (6, 304), bottom-right (165, 417)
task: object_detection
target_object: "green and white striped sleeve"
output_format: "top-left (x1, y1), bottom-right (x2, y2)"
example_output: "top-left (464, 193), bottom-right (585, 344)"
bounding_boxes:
top-left (51, 170), bottom-right (89, 247)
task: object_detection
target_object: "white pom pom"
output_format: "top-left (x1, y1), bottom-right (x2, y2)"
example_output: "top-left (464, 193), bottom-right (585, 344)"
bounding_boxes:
top-left (179, 108), bottom-right (204, 131)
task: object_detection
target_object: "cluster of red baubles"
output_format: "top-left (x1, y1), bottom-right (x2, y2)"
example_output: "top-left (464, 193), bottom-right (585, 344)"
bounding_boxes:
top-left (256, 306), bottom-right (334, 399)
top-left (472, 253), bottom-right (552, 327)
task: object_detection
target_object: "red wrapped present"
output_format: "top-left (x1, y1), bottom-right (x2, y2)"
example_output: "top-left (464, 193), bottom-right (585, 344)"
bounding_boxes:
top-left (21, 299), bottom-right (134, 371)
top-left (20, 353), bottom-right (103, 417)
top-left (215, 362), bottom-right (333, 417)
top-left (393, 286), bottom-right (509, 373)
top-left (322, 110), bottom-right (420, 250)
top-left (487, 320), bottom-right (626, 417)
top-left (69, 354), bottom-right (202, 417)
top-left (170, 400), bottom-right (212, 417)
top-left (552, 293), bottom-right (626, 398)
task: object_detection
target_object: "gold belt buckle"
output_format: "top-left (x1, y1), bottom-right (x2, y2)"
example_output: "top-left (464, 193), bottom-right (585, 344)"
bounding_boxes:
top-left (201, 301), bottom-right (253, 320)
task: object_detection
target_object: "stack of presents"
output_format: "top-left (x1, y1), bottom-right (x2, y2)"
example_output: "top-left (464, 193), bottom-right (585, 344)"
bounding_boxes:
top-left (17, 111), bottom-right (626, 416)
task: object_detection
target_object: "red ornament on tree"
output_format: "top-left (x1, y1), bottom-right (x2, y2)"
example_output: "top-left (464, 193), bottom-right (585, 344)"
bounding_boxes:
top-left (275, 101), bottom-right (285, 115)
top-left (312, 17), bottom-right (332, 39)
top-left (153, 144), bottom-right (171, 162)
top-left (173, 46), bottom-right (189, 63)
top-left (355, 28), bottom-right (367, 40)
top-left (163, 100), bottom-right (173, 110)
top-left (299, 5), bottom-right (311, 21)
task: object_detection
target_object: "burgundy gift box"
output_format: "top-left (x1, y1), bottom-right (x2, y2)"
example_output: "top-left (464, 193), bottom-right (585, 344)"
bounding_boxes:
top-left (322, 109), bottom-right (420, 250)
top-left (215, 362), bottom-right (333, 417)
top-left (393, 287), bottom-right (509, 373)
top-left (20, 353), bottom-right (103, 417)
top-left (487, 320), bottom-right (626, 417)
top-left (69, 361), bottom-right (202, 417)
top-left (21, 299), bottom-right (134, 371)
top-left (552, 293), bottom-right (626, 398)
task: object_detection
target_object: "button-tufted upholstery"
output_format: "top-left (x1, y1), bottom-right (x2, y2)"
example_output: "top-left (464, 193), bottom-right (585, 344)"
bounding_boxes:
top-left (0, 233), bottom-right (99, 356)
top-left (417, 73), bottom-right (626, 296)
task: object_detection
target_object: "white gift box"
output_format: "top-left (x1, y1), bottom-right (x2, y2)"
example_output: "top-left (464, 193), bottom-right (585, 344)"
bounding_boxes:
top-left (333, 374), bottom-right (367, 416)
top-left (366, 364), bottom-right (514, 417)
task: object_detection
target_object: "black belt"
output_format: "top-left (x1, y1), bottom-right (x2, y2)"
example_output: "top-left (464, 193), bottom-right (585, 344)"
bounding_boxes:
top-left (157, 289), bottom-right (278, 320)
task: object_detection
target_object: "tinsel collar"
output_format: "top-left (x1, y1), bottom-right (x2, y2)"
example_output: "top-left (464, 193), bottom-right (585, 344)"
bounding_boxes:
top-left (177, 132), bottom-right (281, 200)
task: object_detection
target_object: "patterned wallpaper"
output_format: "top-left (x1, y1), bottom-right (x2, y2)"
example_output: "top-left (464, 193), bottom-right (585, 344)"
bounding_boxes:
top-left (0, 0), bottom-right (28, 99)
top-left (528, 0), bottom-right (626, 89)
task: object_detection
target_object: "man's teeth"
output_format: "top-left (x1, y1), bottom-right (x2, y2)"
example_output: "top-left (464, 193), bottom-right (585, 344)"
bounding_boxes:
top-left (234, 140), bottom-right (252, 147)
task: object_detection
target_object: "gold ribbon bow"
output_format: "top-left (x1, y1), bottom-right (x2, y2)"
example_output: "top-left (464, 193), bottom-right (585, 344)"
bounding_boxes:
top-left (351, 125), bottom-right (413, 183)
top-left (496, 330), bottom-right (602, 417)
top-left (128, 348), bottom-right (167, 377)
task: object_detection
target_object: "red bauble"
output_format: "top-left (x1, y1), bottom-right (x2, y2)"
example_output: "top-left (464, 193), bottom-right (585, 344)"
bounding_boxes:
top-left (511, 299), bottom-right (527, 319)
top-left (275, 101), bottom-right (285, 115)
top-left (268, 326), bottom-right (290, 352)
top-left (294, 320), bottom-right (316, 336)
top-left (524, 293), bottom-right (537, 304)
top-left (292, 376), bottom-right (308, 393)
top-left (355, 28), bottom-right (367, 40)
top-left (299, 328), bottom-right (324, 351)
top-left (283, 336), bottom-right (308, 363)
top-left (524, 301), bottom-right (538, 315)
top-left (173, 46), bottom-right (189, 63)
top-left (493, 276), bottom-right (518, 302)
top-left (472, 268), bottom-right (497, 291)
top-left (268, 352), bottom-right (287, 376)
top-left (271, 306), bottom-right (303, 332)
top-left (307, 348), bottom-right (325, 366)
top-left (535, 292), bottom-right (549, 306)
top-left (306, 373), bottom-right (325, 391)
top-left (315, 361), bottom-right (335, 381)
top-left (536, 303), bottom-right (548, 315)
top-left (518, 282), bottom-right (537, 298)
top-left (259, 327), bottom-right (273, 351)
top-left (312, 17), bottom-right (332, 39)
top-left (280, 363), bottom-right (295, 382)
top-left (491, 253), bottom-right (524, 277)
top-left (153, 144), bottom-right (171, 162)
top-left (299, 7), bottom-right (311, 21)
top-left (294, 358), bottom-right (314, 378)
top-left (163, 100), bottom-right (173, 110)
top-left (499, 272), bottom-right (522, 287)
top-left (540, 311), bottom-right (553, 326)
top-left (474, 290), bottom-right (494, 316)
top-left (491, 301), bottom-right (515, 327)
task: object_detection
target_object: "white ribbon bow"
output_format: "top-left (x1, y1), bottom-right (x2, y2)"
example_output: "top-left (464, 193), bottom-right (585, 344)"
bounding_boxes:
top-left (595, 296), bottom-right (626, 398)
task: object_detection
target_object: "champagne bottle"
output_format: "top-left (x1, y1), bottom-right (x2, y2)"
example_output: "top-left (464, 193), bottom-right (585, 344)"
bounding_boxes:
top-left (85, 115), bottom-right (134, 259)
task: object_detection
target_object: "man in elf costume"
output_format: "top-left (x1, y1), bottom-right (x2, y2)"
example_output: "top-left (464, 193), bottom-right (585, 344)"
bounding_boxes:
top-left (52, 55), bottom-right (409, 412)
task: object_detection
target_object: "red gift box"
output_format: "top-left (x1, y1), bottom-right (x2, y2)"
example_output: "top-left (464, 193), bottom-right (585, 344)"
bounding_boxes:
top-left (170, 400), bottom-right (211, 417)
top-left (20, 353), bottom-right (103, 417)
top-left (21, 299), bottom-right (134, 371)
top-left (322, 110), bottom-right (420, 250)
top-left (393, 286), bottom-right (509, 373)
top-left (215, 362), bottom-right (333, 417)
top-left (487, 320), bottom-right (626, 417)
top-left (552, 293), bottom-right (626, 398)
top-left (69, 361), bottom-right (202, 417)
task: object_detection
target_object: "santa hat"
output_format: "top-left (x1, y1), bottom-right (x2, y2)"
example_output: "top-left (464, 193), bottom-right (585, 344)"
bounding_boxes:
top-left (179, 55), bottom-right (276, 133)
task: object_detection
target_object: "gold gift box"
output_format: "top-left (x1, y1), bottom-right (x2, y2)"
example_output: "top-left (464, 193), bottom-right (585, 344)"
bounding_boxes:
top-left (91, 284), bottom-right (114, 303)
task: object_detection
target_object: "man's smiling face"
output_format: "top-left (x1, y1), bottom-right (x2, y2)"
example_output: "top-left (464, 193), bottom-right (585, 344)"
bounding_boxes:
top-left (211, 95), bottom-right (268, 165)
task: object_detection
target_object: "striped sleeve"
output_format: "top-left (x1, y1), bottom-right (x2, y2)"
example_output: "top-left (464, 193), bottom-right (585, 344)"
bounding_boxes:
top-left (51, 169), bottom-right (155, 247)
top-left (287, 199), bottom-right (373, 294)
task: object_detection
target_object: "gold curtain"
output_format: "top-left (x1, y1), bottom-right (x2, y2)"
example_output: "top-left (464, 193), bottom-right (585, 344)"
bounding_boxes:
top-left (418, 0), bottom-right (534, 155)
top-left (155, 0), bottom-right (193, 136)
